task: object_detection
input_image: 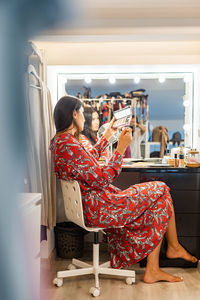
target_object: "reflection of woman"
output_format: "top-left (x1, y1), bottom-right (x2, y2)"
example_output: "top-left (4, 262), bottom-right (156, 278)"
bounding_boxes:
top-left (81, 106), bottom-right (111, 160)
top-left (82, 107), bottom-right (99, 146)
top-left (50, 96), bottom-right (197, 284)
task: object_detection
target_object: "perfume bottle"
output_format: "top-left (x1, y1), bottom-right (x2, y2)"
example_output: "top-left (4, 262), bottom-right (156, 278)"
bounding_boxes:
top-left (166, 143), bottom-right (170, 157)
top-left (179, 154), bottom-right (185, 167)
top-left (174, 153), bottom-right (178, 167)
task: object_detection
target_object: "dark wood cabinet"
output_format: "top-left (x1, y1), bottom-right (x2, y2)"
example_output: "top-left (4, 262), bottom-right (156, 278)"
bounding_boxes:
top-left (117, 166), bottom-right (200, 267)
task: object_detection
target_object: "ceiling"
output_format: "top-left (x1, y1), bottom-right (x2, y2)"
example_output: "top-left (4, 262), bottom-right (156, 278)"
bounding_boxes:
top-left (36, 0), bottom-right (200, 42)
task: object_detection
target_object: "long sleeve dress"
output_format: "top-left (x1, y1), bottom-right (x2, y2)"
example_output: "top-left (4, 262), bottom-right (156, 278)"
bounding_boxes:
top-left (50, 132), bottom-right (173, 269)
top-left (81, 134), bottom-right (112, 161)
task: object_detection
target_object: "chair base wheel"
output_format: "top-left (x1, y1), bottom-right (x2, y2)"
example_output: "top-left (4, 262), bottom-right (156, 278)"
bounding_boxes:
top-left (89, 287), bottom-right (100, 297)
top-left (53, 278), bottom-right (63, 287)
top-left (67, 263), bottom-right (76, 270)
top-left (125, 277), bottom-right (135, 285)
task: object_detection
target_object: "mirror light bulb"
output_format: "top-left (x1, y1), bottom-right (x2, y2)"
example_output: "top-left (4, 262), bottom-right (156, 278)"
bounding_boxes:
top-left (134, 76), bottom-right (140, 84)
top-left (109, 77), bottom-right (116, 84)
top-left (158, 76), bottom-right (166, 83)
top-left (183, 124), bottom-right (190, 131)
top-left (183, 76), bottom-right (190, 83)
top-left (183, 100), bottom-right (190, 107)
top-left (85, 77), bottom-right (92, 84)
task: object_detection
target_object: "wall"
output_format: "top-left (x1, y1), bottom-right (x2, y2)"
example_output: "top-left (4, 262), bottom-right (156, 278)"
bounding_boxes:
top-left (34, 40), bottom-right (200, 65)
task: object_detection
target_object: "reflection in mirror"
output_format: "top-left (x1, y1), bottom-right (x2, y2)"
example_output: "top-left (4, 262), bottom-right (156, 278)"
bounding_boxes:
top-left (57, 72), bottom-right (193, 158)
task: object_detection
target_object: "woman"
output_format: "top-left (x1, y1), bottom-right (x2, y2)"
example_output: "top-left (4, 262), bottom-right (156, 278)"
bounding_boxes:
top-left (81, 106), bottom-right (111, 161)
top-left (50, 96), bottom-right (197, 284)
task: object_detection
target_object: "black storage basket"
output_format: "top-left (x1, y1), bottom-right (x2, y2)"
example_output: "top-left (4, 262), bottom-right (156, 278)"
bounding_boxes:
top-left (54, 222), bottom-right (86, 259)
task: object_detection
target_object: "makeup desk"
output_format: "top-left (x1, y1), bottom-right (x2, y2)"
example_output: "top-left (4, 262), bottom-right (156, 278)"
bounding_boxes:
top-left (113, 161), bottom-right (200, 267)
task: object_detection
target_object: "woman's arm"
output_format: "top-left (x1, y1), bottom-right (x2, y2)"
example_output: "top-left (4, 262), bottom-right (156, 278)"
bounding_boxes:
top-left (89, 135), bottom-right (109, 160)
top-left (81, 134), bottom-right (112, 161)
top-left (60, 128), bottom-right (131, 190)
top-left (62, 139), bottom-right (123, 190)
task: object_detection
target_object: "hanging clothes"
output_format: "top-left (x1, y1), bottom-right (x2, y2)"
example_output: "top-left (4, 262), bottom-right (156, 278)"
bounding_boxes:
top-left (101, 101), bottom-right (109, 124)
top-left (25, 65), bottom-right (56, 229)
top-left (112, 101), bottom-right (125, 112)
top-left (152, 126), bottom-right (169, 158)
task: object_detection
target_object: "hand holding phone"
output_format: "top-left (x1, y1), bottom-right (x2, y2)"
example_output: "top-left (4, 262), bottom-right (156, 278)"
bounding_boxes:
top-left (116, 128), bottom-right (132, 155)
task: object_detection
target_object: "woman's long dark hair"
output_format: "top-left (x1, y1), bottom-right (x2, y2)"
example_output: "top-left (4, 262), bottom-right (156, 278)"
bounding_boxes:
top-left (82, 106), bottom-right (99, 145)
top-left (53, 96), bottom-right (84, 138)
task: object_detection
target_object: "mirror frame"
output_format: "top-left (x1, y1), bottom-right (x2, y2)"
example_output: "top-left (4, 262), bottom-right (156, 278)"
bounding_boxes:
top-left (47, 64), bottom-right (200, 149)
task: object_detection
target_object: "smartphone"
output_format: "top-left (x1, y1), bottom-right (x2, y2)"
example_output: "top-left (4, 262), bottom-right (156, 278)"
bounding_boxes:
top-left (113, 106), bottom-right (132, 128)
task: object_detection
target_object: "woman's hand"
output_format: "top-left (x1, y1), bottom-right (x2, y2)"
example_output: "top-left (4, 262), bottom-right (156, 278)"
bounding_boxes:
top-left (103, 118), bottom-right (118, 141)
top-left (116, 128), bottom-right (132, 155)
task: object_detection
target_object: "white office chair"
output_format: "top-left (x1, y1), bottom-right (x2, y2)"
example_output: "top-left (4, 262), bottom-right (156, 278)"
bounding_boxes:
top-left (53, 180), bottom-right (135, 297)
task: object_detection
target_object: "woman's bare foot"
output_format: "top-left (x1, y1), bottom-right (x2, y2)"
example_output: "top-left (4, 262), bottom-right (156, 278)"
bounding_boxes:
top-left (166, 243), bottom-right (198, 263)
top-left (143, 268), bottom-right (183, 284)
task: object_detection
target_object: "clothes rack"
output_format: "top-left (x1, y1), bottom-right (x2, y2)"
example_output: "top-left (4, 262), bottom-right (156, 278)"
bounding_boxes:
top-left (82, 98), bottom-right (139, 102)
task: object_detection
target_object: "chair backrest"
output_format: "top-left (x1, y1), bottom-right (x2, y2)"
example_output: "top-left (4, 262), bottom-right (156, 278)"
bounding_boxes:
top-left (61, 180), bottom-right (86, 229)
top-left (61, 179), bottom-right (122, 232)
top-left (61, 180), bottom-right (99, 232)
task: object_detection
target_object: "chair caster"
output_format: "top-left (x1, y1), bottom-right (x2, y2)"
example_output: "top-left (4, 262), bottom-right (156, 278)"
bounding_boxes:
top-left (53, 278), bottom-right (63, 287)
top-left (125, 277), bottom-right (135, 285)
top-left (89, 287), bottom-right (100, 297)
top-left (67, 263), bottom-right (76, 270)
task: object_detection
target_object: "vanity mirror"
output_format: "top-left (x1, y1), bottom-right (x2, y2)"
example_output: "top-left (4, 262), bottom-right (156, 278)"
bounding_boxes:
top-left (48, 65), bottom-right (195, 158)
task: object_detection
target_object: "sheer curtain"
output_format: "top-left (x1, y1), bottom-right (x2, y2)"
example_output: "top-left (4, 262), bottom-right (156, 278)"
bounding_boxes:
top-left (25, 64), bottom-right (56, 229)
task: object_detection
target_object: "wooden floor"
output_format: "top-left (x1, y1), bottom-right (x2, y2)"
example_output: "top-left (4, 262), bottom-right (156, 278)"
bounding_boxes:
top-left (41, 244), bottom-right (200, 300)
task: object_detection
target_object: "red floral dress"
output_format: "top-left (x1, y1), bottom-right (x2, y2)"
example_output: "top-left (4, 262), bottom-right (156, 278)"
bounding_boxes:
top-left (50, 133), bottom-right (172, 269)
top-left (81, 134), bottom-right (112, 161)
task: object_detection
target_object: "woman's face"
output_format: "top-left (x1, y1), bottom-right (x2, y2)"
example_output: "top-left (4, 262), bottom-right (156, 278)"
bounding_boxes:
top-left (91, 111), bottom-right (100, 132)
top-left (73, 106), bottom-right (85, 132)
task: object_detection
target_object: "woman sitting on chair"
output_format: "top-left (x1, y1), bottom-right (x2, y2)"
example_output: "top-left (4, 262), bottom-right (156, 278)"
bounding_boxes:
top-left (50, 96), bottom-right (197, 284)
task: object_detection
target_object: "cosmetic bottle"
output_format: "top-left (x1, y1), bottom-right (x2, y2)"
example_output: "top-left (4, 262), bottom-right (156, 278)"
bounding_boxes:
top-left (174, 153), bottom-right (178, 167)
top-left (179, 154), bottom-right (185, 167)
top-left (166, 144), bottom-right (170, 157)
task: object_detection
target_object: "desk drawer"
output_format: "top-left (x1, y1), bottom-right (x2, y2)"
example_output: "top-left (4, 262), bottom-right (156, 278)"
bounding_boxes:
top-left (178, 236), bottom-right (200, 259)
top-left (140, 172), bottom-right (200, 190)
top-left (170, 190), bottom-right (200, 213)
top-left (176, 213), bottom-right (200, 237)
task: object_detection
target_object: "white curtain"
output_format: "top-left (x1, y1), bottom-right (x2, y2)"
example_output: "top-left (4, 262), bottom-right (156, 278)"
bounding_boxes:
top-left (25, 66), bottom-right (56, 229)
